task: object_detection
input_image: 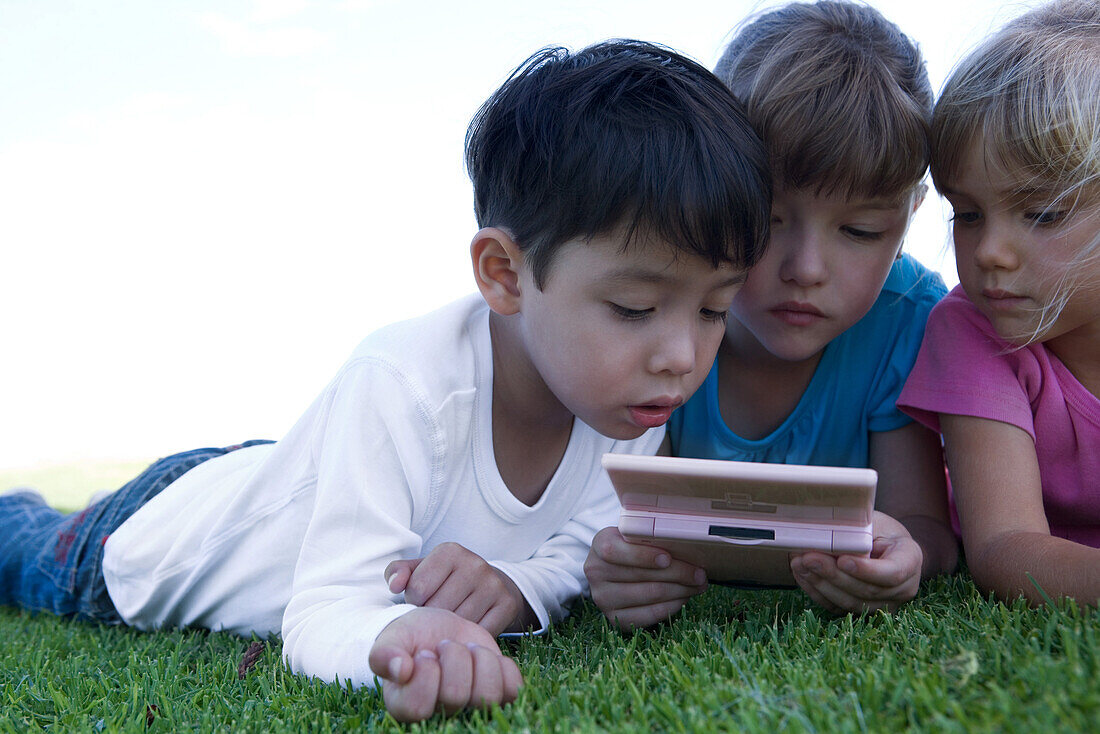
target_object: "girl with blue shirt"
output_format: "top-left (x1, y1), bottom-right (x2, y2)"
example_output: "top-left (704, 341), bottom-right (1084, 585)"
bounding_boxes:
top-left (585, 1), bottom-right (959, 628)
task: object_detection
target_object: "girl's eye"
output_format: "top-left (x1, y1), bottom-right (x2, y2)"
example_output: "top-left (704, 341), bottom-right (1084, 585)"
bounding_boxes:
top-left (1025, 209), bottom-right (1067, 226)
top-left (609, 303), bottom-right (653, 321)
top-left (700, 308), bottom-right (729, 323)
top-left (842, 226), bottom-right (885, 241)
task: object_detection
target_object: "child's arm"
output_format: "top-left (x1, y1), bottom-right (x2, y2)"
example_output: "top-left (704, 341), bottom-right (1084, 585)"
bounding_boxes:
top-left (583, 526), bottom-right (708, 631)
top-left (872, 422), bottom-right (958, 578)
top-left (941, 414), bottom-right (1100, 604)
top-left (789, 422), bottom-right (958, 613)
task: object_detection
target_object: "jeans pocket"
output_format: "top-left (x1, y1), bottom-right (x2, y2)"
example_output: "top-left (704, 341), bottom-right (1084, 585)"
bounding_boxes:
top-left (33, 506), bottom-right (94, 595)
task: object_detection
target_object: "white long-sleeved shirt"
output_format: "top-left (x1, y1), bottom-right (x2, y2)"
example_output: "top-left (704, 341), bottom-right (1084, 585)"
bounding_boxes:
top-left (102, 294), bottom-right (662, 688)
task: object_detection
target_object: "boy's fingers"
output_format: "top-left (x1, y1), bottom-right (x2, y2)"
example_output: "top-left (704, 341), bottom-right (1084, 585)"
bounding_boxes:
top-left (383, 649), bottom-right (442, 723)
top-left (605, 596), bottom-right (692, 631)
top-left (591, 579), bottom-right (705, 614)
top-left (797, 555), bottom-right (894, 600)
top-left (453, 591), bottom-right (494, 626)
top-left (477, 600), bottom-right (517, 637)
top-left (836, 552), bottom-right (917, 589)
top-left (797, 568), bottom-right (903, 614)
top-left (384, 558), bottom-right (422, 594)
top-left (467, 643), bottom-right (505, 708)
top-left (500, 656), bottom-right (523, 703)
top-left (795, 574), bottom-right (846, 616)
top-left (436, 640), bottom-right (474, 714)
top-left (403, 554), bottom-right (456, 607)
top-left (368, 644), bottom-right (414, 684)
top-left (590, 527), bottom-right (676, 569)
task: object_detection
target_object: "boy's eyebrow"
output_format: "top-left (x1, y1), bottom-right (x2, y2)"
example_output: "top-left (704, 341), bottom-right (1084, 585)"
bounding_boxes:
top-left (848, 198), bottom-right (906, 210)
top-left (600, 268), bottom-right (747, 287)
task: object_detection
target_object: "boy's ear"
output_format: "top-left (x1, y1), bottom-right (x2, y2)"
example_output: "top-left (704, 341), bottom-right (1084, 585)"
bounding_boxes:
top-left (896, 184), bottom-right (929, 260)
top-left (471, 227), bottom-right (525, 315)
top-left (911, 183), bottom-right (928, 213)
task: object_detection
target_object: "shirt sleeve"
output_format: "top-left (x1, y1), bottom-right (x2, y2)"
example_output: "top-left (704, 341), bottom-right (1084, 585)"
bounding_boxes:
top-left (897, 290), bottom-right (1039, 439)
top-left (280, 358), bottom-right (438, 689)
top-left (489, 486), bottom-right (619, 635)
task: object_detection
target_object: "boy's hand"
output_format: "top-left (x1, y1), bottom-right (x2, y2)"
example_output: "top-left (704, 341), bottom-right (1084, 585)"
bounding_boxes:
top-left (789, 511), bottom-right (922, 615)
top-left (584, 526), bottom-right (708, 631)
top-left (369, 607), bottom-right (523, 723)
top-left (384, 543), bottom-right (534, 636)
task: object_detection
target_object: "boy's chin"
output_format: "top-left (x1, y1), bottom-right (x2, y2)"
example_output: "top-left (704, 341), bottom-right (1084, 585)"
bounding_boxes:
top-left (595, 419), bottom-right (654, 442)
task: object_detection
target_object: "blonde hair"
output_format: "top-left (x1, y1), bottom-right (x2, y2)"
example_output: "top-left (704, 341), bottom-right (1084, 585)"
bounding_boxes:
top-left (932, 0), bottom-right (1100, 344)
top-left (714, 1), bottom-right (932, 200)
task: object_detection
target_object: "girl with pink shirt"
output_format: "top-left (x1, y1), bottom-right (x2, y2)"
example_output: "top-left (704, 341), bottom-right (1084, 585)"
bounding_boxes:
top-left (898, 0), bottom-right (1100, 605)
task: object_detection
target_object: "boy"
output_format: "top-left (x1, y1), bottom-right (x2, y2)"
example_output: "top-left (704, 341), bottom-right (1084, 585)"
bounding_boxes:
top-left (0, 40), bottom-right (771, 722)
top-left (585, 2), bottom-right (957, 629)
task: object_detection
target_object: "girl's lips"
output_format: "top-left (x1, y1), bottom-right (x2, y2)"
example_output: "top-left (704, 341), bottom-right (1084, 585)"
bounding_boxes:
top-left (982, 288), bottom-right (1029, 312)
top-left (628, 404), bottom-right (676, 428)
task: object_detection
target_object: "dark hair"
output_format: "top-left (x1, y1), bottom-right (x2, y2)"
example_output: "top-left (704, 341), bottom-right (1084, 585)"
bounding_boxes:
top-left (715, 1), bottom-right (932, 200)
top-left (465, 39), bottom-right (771, 288)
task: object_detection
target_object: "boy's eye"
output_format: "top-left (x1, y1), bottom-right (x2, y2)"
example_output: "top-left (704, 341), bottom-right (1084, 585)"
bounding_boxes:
top-left (841, 226), bottom-right (885, 241)
top-left (609, 303), bottom-right (653, 321)
top-left (700, 308), bottom-right (729, 323)
top-left (950, 210), bottom-right (981, 226)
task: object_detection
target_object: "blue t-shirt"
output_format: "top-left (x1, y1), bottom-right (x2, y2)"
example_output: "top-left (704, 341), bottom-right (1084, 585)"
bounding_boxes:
top-left (668, 254), bottom-right (947, 468)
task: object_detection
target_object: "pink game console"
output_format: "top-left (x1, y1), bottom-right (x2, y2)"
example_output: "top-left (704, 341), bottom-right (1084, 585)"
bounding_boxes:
top-left (602, 454), bottom-right (877, 587)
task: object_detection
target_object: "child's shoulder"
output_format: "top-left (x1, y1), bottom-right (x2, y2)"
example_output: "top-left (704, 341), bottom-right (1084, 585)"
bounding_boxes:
top-left (841, 254), bottom-right (946, 351)
top-left (879, 253), bottom-right (948, 308)
top-left (330, 293), bottom-right (491, 410)
top-left (921, 286), bottom-right (1050, 379)
top-left (350, 293), bottom-right (488, 371)
top-left (925, 286), bottom-right (1000, 339)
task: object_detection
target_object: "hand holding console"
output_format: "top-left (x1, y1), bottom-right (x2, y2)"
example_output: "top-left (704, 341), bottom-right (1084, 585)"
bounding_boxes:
top-left (603, 454), bottom-right (877, 587)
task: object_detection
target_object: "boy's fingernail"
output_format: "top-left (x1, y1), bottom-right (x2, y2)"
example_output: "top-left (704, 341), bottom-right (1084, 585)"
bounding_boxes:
top-left (416, 649), bottom-right (438, 660)
top-left (466, 642), bottom-right (481, 652)
top-left (839, 558), bottom-right (857, 573)
top-left (388, 658), bottom-right (403, 680)
top-left (694, 569), bottom-right (707, 585)
top-left (655, 554), bottom-right (670, 568)
top-left (385, 572), bottom-right (398, 592)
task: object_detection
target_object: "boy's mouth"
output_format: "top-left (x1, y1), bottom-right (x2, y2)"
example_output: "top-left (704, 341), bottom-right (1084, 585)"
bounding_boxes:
top-left (771, 301), bottom-right (825, 326)
top-left (628, 401), bottom-right (681, 428)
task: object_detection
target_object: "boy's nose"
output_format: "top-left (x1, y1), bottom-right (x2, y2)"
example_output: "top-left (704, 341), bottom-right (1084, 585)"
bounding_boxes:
top-left (649, 326), bottom-right (696, 376)
top-left (779, 235), bottom-right (828, 286)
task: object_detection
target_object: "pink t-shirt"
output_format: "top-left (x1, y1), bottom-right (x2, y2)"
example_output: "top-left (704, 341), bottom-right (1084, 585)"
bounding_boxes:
top-left (898, 286), bottom-right (1100, 547)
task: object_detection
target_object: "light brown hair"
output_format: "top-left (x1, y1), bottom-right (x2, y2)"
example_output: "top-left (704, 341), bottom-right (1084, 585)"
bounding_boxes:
top-left (931, 0), bottom-right (1100, 208)
top-left (932, 0), bottom-right (1100, 344)
top-left (714, 0), bottom-right (932, 200)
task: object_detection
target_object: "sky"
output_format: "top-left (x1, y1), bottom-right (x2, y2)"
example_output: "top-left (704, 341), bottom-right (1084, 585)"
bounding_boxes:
top-left (0, 0), bottom-right (1042, 469)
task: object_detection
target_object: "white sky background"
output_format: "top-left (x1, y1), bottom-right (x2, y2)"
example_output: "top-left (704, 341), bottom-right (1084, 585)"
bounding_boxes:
top-left (0, 0), bottom-right (1041, 469)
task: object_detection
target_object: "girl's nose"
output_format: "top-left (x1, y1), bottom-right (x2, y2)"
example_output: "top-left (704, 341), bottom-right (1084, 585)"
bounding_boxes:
top-left (973, 224), bottom-right (1020, 272)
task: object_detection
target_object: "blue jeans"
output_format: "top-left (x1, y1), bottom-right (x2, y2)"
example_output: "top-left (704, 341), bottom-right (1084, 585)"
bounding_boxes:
top-left (0, 441), bottom-right (272, 623)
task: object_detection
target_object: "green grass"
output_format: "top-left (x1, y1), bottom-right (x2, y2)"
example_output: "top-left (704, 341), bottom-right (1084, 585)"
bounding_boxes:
top-left (3, 463), bottom-right (1099, 731)
top-left (3, 578), bottom-right (1099, 731)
